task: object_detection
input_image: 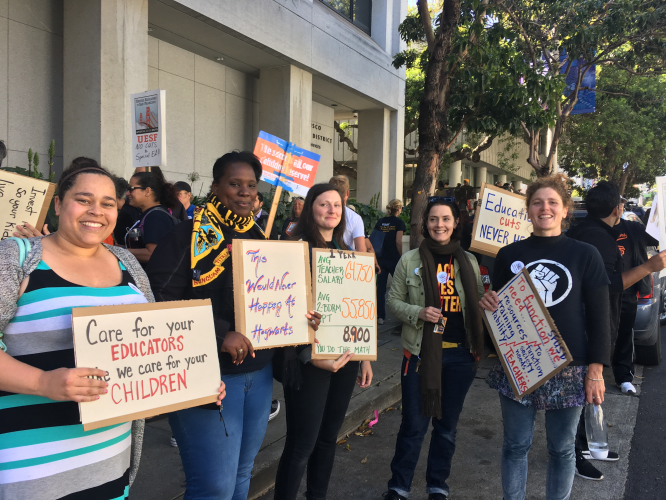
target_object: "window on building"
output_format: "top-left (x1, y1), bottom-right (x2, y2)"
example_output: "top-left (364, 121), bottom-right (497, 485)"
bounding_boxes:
top-left (319, 0), bottom-right (372, 34)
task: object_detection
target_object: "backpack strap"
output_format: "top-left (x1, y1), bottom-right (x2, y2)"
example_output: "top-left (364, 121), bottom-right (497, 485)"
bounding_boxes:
top-left (0, 237), bottom-right (31, 352)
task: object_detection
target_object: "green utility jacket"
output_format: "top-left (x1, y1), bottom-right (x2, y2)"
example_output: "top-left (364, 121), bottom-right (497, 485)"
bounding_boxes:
top-left (387, 247), bottom-right (484, 356)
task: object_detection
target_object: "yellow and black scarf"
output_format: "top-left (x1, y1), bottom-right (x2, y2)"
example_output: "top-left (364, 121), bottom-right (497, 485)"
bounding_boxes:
top-left (191, 193), bottom-right (265, 287)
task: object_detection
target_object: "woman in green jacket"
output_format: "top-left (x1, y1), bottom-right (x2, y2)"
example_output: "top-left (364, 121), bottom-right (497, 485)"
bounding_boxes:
top-left (383, 197), bottom-right (485, 500)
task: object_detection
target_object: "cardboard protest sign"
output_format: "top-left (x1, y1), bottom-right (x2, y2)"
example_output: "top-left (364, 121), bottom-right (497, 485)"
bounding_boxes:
top-left (131, 89), bottom-right (167, 168)
top-left (311, 248), bottom-right (377, 361)
top-left (72, 300), bottom-right (220, 431)
top-left (482, 269), bottom-right (572, 398)
top-left (470, 183), bottom-right (532, 257)
top-left (232, 239), bottom-right (314, 349)
top-left (0, 170), bottom-right (55, 240)
top-left (254, 131), bottom-right (320, 198)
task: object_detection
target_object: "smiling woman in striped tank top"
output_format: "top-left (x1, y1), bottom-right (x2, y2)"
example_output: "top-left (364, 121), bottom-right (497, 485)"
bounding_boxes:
top-left (0, 159), bottom-right (226, 500)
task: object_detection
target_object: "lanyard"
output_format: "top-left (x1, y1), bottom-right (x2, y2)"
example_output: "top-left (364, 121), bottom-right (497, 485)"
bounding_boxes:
top-left (440, 254), bottom-right (453, 311)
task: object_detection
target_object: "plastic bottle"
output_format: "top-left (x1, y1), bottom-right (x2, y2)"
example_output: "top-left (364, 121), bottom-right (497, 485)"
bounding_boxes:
top-left (584, 404), bottom-right (609, 459)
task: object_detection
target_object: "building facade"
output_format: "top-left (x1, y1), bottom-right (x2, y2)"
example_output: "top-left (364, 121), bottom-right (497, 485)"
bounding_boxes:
top-left (0, 0), bottom-right (406, 207)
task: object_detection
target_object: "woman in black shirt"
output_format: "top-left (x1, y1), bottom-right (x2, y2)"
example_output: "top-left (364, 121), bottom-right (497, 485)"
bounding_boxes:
top-left (479, 174), bottom-right (610, 500)
top-left (280, 196), bottom-right (304, 239)
top-left (374, 198), bottom-right (406, 324)
top-left (275, 183), bottom-right (373, 500)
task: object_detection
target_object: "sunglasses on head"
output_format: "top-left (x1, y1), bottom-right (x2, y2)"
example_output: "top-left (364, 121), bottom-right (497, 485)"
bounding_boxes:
top-left (127, 186), bottom-right (146, 193)
top-left (428, 196), bottom-right (455, 203)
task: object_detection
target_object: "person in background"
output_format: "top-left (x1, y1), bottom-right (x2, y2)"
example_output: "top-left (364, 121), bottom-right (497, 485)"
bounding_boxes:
top-left (461, 179), bottom-right (475, 210)
top-left (434, 181), bottom-right (447, 197)
top-left (281, 196), bottom-right (304, 239)
top-left (453, 183), bottom-right (464, 210)
top-left (125, 172), bottom-right (178, 263)
top-left (276, 183), bottom-right (373, 500)
top-left (459, 209), bottom-right (472, 251)
top-left (383, 198), bottom-right (484, 500)
top-left (328, 175), bottom-right (367, 251)
top-left (174, 181), bottom-right (195, 219)
top-left (374, 199), bottom-right (406, 325)
top-left (148, 152), bottom-right (321, 499)
top-left (252, 192), bottom-right (278, 240)
top-left (480, 174), bottom-right (610, 500)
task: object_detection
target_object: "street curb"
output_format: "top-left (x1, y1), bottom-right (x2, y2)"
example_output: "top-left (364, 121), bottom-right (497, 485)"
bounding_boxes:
top-left (248, 371), bottom-right (403, 499)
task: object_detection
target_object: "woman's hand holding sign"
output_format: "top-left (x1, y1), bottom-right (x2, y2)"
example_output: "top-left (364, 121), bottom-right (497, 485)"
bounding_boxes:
top-left (38, 367), bottom-right (108, 403)
top-left (221, 332), bottom-right (255, 365)
top-left (479, 290), bottom-right (500, 312)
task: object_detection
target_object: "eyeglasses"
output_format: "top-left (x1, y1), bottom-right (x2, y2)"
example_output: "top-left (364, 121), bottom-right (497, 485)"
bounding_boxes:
top-left (127, 186), bottom-right (146, 193)
top-left (429, 196), bottom-right (455, 203)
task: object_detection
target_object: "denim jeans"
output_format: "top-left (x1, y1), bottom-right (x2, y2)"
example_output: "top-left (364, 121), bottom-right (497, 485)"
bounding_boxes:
top-left (377, 262), bottom-right (397, 320)
top-left (499, 394), bottom-right (583, 500)
top-left (388, 347), bottom-right (476, 497)
top-left (168, 362), bottom-right (273, 500)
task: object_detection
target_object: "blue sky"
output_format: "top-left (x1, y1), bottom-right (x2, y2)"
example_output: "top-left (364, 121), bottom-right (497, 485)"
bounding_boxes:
top-left (408, 0), bottom-right (417, 7)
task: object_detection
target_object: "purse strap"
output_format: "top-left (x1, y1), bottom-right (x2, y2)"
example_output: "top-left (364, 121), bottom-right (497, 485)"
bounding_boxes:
top-left (0, 237), bottom-right (31, 352)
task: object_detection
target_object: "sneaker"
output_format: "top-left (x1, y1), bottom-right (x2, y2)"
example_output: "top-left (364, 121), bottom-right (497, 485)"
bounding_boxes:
top-left (619, 382), bottom-right (637, 395)
top-left (378, 318), bottom-right (385, 325)
top-left (575, 451), bottom-right (603, 480)
top-left (170, 436), bottom-right (178, 447)
top-left (383, 491), bottom-right (407, 500)
top-left (428, 494), bottom-right (449, 500)
top-left (269, 399), bottom-right (280, 422)
top-left (581, 450), bottom-right (619, 462)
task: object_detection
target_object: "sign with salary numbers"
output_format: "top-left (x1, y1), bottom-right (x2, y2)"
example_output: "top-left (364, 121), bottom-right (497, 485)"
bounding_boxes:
top-left (72, 300), bottom-right (221, 431)
top-left (482, 269), bottom-right (572, 398)
top-left (470, 183), bottom-right (533, 257)
top-left (312, 248), bottom-right (377, 361)
top-left (232, 239), bottom-right (314, 349)
top-left (0, 170), bottom-right (55, 240)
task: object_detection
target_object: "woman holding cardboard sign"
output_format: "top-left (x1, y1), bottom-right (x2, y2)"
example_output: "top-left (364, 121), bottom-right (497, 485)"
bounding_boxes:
top-left (382, 198), bottom-right (485, 500)
top-left (479, 174), bottom-right (610, 500)
top-left (148, 152), bottom-right (322, 500)
top-left (274, 183), bottom-right (373, 500)
top-left (0, 159), bottom-right (227, 500)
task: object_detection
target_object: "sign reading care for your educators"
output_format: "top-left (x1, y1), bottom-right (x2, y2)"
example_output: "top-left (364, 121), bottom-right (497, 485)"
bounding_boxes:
top-left (253, 131), bottom-right (320, 198)
top-left (232, 239), bottom-right (314, 349)
top-left (482, 269), bottom-right (572, 398)
top-left (0, 170), bottom-right (55, 240)
top-left (72, 300), bottom-right (220, 431)
top-left (131, 89), bottom-right (167, 168)
top-left (312, 248), bottom-right (377, 361)
top-left (470, 183), bottom-right (532, 257)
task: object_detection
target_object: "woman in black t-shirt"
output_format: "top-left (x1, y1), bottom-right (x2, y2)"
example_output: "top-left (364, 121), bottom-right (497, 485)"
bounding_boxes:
top-left (382, 199), bottom-right (484, 500)
top-left (280, 196), bottom-right (304, 239)
top-left (479, 174), bottom-right (610, 500)
top-left (275, 183), bottom-right (373, 500)
top-left (374, 198), bottom-right (406, 323)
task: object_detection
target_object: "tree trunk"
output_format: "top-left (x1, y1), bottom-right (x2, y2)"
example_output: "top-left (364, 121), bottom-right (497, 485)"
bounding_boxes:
top-left (618, 168), bottom-right (631, 195)
top-left (409, 0), bottom-right (461, 249)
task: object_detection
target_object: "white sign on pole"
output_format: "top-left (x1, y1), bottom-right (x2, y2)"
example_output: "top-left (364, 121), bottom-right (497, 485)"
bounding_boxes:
top-left (131, 89), bottom-right (167, 168)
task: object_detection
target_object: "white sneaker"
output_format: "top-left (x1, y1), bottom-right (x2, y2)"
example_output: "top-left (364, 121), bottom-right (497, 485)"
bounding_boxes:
top-left (619, 382), bottom-right (636, 395)
top-left (378, 318), bottom-right (384, 325)
top-left (170, 436), bottom-right (178, 447)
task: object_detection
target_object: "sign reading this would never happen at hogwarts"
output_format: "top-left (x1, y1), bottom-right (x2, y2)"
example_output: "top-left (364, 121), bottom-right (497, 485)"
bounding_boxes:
top-left (483, 269), bottom-right (572, 398)
top-left (72, 300), bottom-right (221, 431)
top-left (311, 248), bottom-right (377, 361)
top-left (232, 239), bottom-right (314, 349)
top-left (470, 183), bottom-right (532, 257)
top-left (0, 170), bottom-right (55, 240)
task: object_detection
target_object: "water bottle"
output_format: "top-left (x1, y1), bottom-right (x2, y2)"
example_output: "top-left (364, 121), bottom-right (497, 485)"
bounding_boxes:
top-left (584, 404), bottom-right (609, 459)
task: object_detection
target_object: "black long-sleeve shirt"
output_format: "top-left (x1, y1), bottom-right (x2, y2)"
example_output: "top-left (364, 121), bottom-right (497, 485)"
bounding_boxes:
top-left (492, 234), bottom-right (611, 366)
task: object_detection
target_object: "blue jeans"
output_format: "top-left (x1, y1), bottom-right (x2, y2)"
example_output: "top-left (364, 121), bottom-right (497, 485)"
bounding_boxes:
top-left (376, 262), bottom-right (397, 320)
top-left (168, 362), bottom-right (273, 500)
top-left (388, 347), bottom-right (476, 497)
top-left (499, 394), bottom-right (583, 500)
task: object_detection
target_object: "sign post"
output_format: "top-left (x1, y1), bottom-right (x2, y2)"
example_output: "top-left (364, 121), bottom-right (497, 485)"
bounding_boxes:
top-left (482, 269), bottom-right (572, 398)
top-left (72, 300), bottom-right (220, 431)
top-left (470, 183), bottom-right (532, 257)
top-left (311, 248), bottom-right (377, 360)
top-left (232, 239), bottom-right (314, 348)
top-left (0, 170), bottom-right (55, 240)
top-left (131, 89), bottom-right (167, 169)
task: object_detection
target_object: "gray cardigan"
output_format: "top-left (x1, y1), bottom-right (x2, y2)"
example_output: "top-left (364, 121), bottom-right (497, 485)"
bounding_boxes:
top-left (0, 236), bottom-right (155, 486)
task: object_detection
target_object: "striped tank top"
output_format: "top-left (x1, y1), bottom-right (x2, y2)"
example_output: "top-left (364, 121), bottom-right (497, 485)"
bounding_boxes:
top-left (0, 260), bottom-right (148, 500)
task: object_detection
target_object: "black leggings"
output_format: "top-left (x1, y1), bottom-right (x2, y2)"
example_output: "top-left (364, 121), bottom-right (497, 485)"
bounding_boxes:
top-left (274, 360), bottom-right (360, 500)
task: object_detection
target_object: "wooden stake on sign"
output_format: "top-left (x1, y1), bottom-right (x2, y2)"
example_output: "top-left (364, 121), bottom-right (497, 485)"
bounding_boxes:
top-left (264, 151), bottom-right (293, 238)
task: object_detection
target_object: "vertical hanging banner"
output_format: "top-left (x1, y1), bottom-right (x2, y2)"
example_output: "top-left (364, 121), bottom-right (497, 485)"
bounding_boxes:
top-left (0, 170), bottom-right (55, 240)
top-left (72, 300), bottom-right (221, 431)
top-left (131, 89), bottom-right (167, 168)
top-left (253, 131), bottom-right (320, 197)
top-left (470, 183), bottom-right (533, 257)
top-left (311, 248), bottom-right (377, 361)
top-left (232, 239), bottom-right (314, 349)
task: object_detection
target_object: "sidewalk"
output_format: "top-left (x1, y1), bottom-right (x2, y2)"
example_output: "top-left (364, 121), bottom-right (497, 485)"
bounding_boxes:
top-left (129, 312), bottom-right (406, 500)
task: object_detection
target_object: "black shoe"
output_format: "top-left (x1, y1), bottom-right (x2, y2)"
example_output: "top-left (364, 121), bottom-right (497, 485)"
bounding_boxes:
top-left (268, 399), bottom-right (280, 422)
top-left (575, 451), bottom-right (604, 480)
top-left (383, 491), bottom-right (407, 500)
top-left (428, 494), bottom-right (449, 500)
